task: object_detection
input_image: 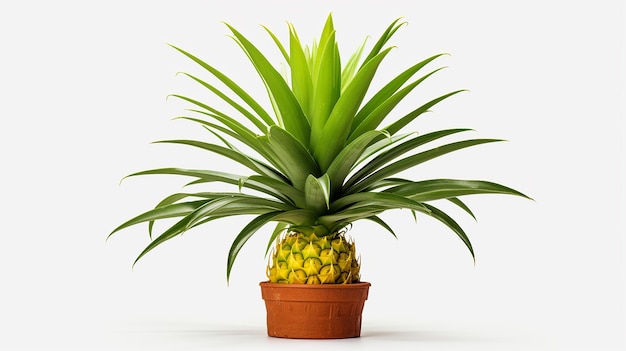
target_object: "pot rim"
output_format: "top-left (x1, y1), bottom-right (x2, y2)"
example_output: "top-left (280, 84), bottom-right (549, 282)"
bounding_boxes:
top-left (259, 281), bottom-right (371, 289)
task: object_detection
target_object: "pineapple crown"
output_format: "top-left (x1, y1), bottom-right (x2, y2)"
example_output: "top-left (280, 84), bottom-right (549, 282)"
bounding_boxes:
top-left (110, 14), bottom-right (530, 281)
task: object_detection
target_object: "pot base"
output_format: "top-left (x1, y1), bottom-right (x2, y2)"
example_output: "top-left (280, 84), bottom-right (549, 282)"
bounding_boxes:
top-left (259, 281), bottom-right (371, 339)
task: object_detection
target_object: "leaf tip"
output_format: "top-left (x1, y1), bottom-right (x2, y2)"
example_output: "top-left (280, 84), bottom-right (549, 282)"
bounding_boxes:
top-left (105, 231), bottom-right (115, 243)
top-left (131, 258), bottom-right (140, 271)
top-left (118, 175), bottom-right (130, 186)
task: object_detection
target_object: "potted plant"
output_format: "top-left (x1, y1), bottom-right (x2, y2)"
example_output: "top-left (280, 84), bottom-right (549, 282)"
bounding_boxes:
top-left (110, 14), bottom-right (530, 339)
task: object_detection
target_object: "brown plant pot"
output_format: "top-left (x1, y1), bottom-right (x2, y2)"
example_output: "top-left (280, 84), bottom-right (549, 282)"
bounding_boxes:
top-left (259, 281), bottom-right (371, 339)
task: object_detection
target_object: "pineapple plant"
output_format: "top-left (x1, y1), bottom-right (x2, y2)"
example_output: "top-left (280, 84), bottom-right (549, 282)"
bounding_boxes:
top-left (110, 14), bottom-right (530, 287)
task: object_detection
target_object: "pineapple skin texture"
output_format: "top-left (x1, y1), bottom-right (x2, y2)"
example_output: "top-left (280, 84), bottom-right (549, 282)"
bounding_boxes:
top-left (267, 231), bottom-right (360, 284)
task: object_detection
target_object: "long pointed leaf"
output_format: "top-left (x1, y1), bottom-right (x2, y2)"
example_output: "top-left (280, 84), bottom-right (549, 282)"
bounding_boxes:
top-left (304, 174), bottom-right (331, 212)
top-left (384, 90), bottom-right (465, 136)
top-left (265, 222), bottom-right (289, 257)
top-left (318, 205), bottom-right (385, 228)
top-left (288, 23), bottom-right (313, 121)
top-left (225, 23), bottom-right (310, 145)
top-left (259, 126), bottom-right (320, 190)
top-left (351, 53), bottom-right (447, 133)
top-left (169, 96), bottom-right (259, 144)
top-left (309, 31), bottom-right (340, 148)
top-left (179, 113), bottom-right (294, 183)
top-left (348, 67), bottom-right (447, 141)
top-left (169, 44), bottom-right (274, 126)
top-left (422, 203), bottom-right (475, 262)
top-left (364, 215), bottom-right (397, 238)
top-left (198, 123), bottom-right (287, 182)
top-left (384, 179), bottom-right (532, 201)
top-left (347, 139), bottom-right (504, 194)
top-left (326, 130), bottom-right (385, 196)
top-left (341, 37), bottom-right (368, 89)
top-left (448, 197), bottom-right (477, 220)
top-left (109, 200), bottom-right (208, 239)
top-left (360, 18), bottom-right (405, 67)
top-left (227, 211), bottom-right (283, 282)
top-left (329, 192), bottom-right (430, 213)
top-left (177, 116), bottom-right (247, 144)
top-left (271, 209), bottom-right (318, 226)
top-left (179, 73), bottom-right (268, 132)
top-left (313, 47), bottom-right (394, 171)
top-left (345, 129), bottom-right (472, 190)
top-left (353, 132), bottom-right (415, 168)
top-left (262, 25), bottom-right (289, 62)
top-left (147, 192), bottom-right (270, 238)
top-left (124, 168), bottom-right (293, 204)
top-left (133, 197), bottom-right (242, 267)
top-left (154, 139), bottom-right (287, 181)
top-left (246, 175), bottom-right (304, 207)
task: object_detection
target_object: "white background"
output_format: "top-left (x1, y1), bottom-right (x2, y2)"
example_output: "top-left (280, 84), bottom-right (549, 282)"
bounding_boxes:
top-left (1, 0), bottom-right (624, 350)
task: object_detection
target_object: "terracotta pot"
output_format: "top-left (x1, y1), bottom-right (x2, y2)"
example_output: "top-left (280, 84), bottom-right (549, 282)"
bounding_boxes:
top-left (259, 281), bottom-right (371, 339)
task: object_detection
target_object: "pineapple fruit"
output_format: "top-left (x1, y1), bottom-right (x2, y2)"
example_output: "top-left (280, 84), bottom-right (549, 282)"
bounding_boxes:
top-left (267, 230), bottom-right (360, 284)
top-left (110, 14), bottom-right (530, 283)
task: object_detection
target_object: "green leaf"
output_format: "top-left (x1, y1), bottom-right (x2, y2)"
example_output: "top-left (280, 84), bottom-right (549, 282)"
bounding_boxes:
top-left (422, 203), bottom-right (475, 262)
top-left (287, 23), bottom-right (313, 121)
top-left (109, 200), bottom-right (208, 239)
top-left (169, 95), bottom-right (246, 134)
top-left (348, 67), bottom-right (447, 141)
top-left (133, 195), bottom-right (294, 270)
top-left (326, 130), bottom-right (385, 195)
top-left (227, 211), bottom-right (283, 282)
top-left (321, 194), bottom-right (433, 228)
top-left (178, 113), bottom-right (292, 181)
top-left (198, 123), bottom-right (287, 182)
top-left (259, 126), bottom-right (320, 190)
top-left (353, 130), bottom-right (417, 168)
top-left (353, 132), bottom-right (415, 168)
top-left (169, 44), bottom-right (274, 126)
top-left (313, 13), bottom-right (336, 75)
top-left (124, 168), bottom-right (293, 204)
top-left (384, 179), bottom-right (532, 201)
top-left (153, 139), bottom-right (279, 179)
top-left (179, 72), bottom-right (268, 132)
top-left (345, 129), bottom-right (472, 190)
top-left (341, 37), bottom-right (368, 89)
top-left (317, 205), bottom-right (386, 228)
top-left (347, 139), bottom-right (504, 194)
top-left (265, 222), bottom-right (290, 257)
top-left (188, 201), bottom-right (288, 225)
top-left (225, 23), bottom-right (311, 145)
top-left (245, 175), bottom-right (305, 207)
top-left (304, 174), bottom-right (331, 212)
top-left (384, 90), bottom-right (466, 136)
top-left (309, 30), bottom-right (340, 149)
top-left (350, 53), bottom-right (447, 135)
top-left (364, 216), bottom-right (397, 238)
top-left (271, 209), bottom-right (318, 226)
top-left (147, 192), bottom-right (264, 238)
top-left (360, 18), bottom-right (405, 68)
top-left (329, 192), bottom-right (430, 214)
top-left (133, 197), bottom-right (242, 267)
top-left (177, 116), bottom-right (247, 146)
top-left (262, 25), bottom-right (289, 62)
top-left (169, 97), bottom-right (260, 146)
top-left (358, 177), bottom-right (413, 192)
top-left (313, 47), bottom-right (394, 171)
top-left (448, 197), bottom-right (476, 220)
